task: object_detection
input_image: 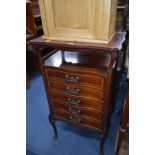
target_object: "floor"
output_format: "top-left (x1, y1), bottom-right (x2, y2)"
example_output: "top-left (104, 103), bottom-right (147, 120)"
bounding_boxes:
top-left (26, 72), bottom-right (127, 155)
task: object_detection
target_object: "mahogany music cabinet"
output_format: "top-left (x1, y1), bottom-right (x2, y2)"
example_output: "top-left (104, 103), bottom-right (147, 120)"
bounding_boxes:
top-left (31, 32), bottom-right (125, 155)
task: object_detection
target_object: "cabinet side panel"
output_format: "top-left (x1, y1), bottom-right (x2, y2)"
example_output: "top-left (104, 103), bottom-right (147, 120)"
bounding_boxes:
top-left (93, 0), bottom-right (104, 39)
top-left (38, 0), bottom-right (49, 36)
top-left (43, 0), bottom-right (55, 36)
top-left (108, 0), bottom-right (118, 39)
top-left (101, 0), bottom-right (111, 41)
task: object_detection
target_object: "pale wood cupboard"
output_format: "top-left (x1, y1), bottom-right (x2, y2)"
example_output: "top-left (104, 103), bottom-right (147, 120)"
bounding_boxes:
top-left (38, 0), bottom-right (118, 44)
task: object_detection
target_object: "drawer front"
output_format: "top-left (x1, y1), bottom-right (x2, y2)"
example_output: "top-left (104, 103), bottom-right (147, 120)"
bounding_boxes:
top-left (48, 91), bottom-right (104, 111)
top-left (44, 68), bottom-right (105, 89)
top-left (47, 80), bottom-right (104, 100)
top-left (53, 109), bottom-right (102, 130)
top-left (50, 100), bottom-right (103, 120)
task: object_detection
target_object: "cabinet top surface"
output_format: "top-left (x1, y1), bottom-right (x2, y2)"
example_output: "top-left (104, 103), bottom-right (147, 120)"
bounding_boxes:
top-left (31, 32), bottom-right (126, 51)
top-left (44, 50), bottom-right (111, 73)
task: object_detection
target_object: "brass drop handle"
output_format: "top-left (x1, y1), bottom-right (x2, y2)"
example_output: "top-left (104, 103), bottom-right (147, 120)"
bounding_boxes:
top-left (65, 87), bottom-right (80, 95)
top-left (66, 98), bottom-right (80, 105)
top-left (68, 107), bottom-right (81, 115)
top-left (69, 116), bottom-right (80, 123)
top-left (64, 75), bottom-right (80, 83)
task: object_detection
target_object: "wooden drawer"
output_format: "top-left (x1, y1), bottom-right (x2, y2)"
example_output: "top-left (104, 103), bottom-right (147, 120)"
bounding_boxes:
top-left (47, 80), bottom-right (104, 100)
top-left (44, 68), bottom-right (105, 89)
top-left (50, 100), bottom-right (103, 120)
top-left (53, 109), bottom-right (102, 131)
top-left (48, 91), bottom-right (104, 111)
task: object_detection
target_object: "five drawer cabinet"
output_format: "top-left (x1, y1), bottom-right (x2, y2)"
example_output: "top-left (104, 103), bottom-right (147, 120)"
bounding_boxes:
top-left (42, 50), bottom-right (116, 144)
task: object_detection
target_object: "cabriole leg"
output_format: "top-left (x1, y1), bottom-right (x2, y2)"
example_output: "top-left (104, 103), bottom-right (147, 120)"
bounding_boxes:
top-left (49, 115), bottom-right (58, 139)
top-left (100, 131), bottom-right (107, 155)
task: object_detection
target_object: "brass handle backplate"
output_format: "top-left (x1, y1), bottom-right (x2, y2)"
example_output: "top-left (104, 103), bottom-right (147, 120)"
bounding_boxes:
top-left (69, 116), bottom-right (80, 123)
top-left (64, 75), bottom-right (80, 83)
top-left (66, 98), bottom-right (80, 105)
top-left (68, 107), bottom-right (81, 115)
top-left (65, 87), bottom-right (80, 95)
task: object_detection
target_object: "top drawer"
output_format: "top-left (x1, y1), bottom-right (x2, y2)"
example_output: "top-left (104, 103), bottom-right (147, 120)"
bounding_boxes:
top-left (44, 68), bottom-right (105, 89)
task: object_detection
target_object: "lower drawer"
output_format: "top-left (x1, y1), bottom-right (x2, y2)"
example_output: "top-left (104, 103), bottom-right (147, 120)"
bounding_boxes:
top-left (50, 100), bottom-right (103, 120)
top-left (53, 109), bottom-right (102, 131)
top-left (48, 90), bottom-right (104, 111)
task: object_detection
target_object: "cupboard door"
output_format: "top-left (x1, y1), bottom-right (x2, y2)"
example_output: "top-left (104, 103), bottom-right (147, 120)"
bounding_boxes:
top-left (38, 0), bottom-right (117, 43)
